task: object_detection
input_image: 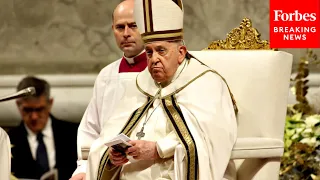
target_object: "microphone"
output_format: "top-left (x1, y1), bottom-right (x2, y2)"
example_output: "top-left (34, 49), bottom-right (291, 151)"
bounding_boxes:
top-left (0, 87), bottom-right (36, 102)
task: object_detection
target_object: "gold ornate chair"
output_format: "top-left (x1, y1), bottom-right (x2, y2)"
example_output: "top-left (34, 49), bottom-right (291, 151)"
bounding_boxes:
top-left (189, 18), bottom-right (293, 180)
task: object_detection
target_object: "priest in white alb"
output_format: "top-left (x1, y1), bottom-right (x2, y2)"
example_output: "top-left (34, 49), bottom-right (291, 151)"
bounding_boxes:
top-left (86, 0), bottom-right (238, 179)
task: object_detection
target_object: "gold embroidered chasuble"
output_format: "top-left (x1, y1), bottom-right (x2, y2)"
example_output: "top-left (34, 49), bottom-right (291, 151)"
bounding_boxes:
top-left (90, 57), bottom-right (237, 180)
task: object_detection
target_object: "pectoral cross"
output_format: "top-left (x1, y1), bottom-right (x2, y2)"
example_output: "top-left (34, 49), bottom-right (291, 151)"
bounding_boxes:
top-left (136, 127), bottom-right (145, 140)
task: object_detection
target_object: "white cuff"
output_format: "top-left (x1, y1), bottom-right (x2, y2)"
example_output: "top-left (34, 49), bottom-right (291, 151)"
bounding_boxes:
top-left (156, 137), bottom-right (179, 159)
top-left (72, 160), bottom-right (87, 176)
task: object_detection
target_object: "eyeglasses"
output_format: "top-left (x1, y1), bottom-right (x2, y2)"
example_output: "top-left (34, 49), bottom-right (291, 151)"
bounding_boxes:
top-left (21, 107), bottom-right (47, 114)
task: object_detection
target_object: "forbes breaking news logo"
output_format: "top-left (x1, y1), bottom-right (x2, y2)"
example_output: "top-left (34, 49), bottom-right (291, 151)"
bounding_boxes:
top-left (273, 10), bottom-right (317, 40)
top-left (270, 0), bottom-right (320, 48)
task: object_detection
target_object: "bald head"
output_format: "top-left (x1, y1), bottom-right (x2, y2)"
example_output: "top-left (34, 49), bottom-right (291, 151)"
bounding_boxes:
top-left (112, 0), bottom-right (144, 58)
top-left (112, 0), bottom-right (134, 22)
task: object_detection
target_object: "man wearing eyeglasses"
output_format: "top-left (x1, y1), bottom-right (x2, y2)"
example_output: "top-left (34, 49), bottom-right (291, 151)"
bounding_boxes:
top-left (8, 76), bottom-right (79, 180)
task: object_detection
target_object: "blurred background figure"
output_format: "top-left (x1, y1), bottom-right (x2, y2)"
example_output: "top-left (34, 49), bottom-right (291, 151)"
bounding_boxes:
top-left (8, 76), bottom-right (79, 180)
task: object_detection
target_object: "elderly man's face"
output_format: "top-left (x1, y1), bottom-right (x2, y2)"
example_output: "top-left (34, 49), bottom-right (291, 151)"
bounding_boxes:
top-left (145, 41), bottom-right (186, 83)
top-left (16, 95), bottom-right (53, 133)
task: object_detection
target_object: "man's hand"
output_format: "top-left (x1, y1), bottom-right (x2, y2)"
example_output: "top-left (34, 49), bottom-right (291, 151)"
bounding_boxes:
top-left (126, 140), bottom-right (160, 160)
top-left (69, 173), bottom-right (86, 180)
top-left (109, 148), bottom-right (129, 166)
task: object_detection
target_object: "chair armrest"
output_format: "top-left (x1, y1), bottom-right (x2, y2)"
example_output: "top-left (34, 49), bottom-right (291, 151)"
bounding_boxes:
top-left (231, 138), bottom-right (284, 159)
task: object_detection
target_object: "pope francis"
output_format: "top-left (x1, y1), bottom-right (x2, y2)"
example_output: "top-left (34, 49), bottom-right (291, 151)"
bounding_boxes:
top-left (86, 0), bottom-right (238, 179)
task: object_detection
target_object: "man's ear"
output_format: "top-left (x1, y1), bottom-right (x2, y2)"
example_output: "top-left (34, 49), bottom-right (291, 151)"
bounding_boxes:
top-left (178, 45), bottom-right (187, 64)
top-left (48, 98), bottom-right (54, 110)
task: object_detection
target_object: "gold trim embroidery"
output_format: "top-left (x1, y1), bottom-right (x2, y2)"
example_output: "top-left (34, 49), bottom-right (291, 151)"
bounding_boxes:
top-left (142, 31), bottom-right (183, 41)
top-left (136, 62), bottom-right (238, 115)
top-left (162, 96), bottom-right (198, 180)
top-left (192, 59), bottom-right (239, 114)
top-left (162, 69), bottom-right (238, 115)
top-left (97, 99), bottom-right (153, 180)
top-left (136, 75), bottom-right (153, 98)
top-left (144, 0), bottom-right (151, 32)
top-left (97, 89), bottom-right (201, 180)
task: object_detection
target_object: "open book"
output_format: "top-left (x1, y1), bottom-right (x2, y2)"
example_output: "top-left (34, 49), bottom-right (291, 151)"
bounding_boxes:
top-left (105, 133), bottom-right (132, 153)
